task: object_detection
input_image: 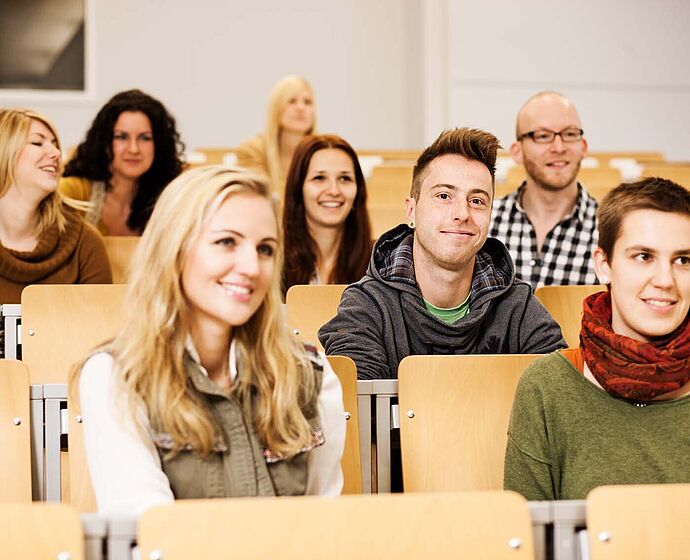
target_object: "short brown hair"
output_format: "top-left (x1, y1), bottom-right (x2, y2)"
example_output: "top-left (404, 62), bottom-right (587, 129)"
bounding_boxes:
top-left (598, 177), bottom-right (690, 258)
top-left (410, 127), bottom-right (501, 200)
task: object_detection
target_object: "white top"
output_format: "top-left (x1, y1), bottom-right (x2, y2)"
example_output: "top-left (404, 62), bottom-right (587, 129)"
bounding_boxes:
top-left (79, 344), bottom-right (346, 515)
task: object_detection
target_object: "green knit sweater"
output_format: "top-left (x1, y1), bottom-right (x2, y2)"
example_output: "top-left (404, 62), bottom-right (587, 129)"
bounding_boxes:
top-left (504, 351), bottom-right (690, 501)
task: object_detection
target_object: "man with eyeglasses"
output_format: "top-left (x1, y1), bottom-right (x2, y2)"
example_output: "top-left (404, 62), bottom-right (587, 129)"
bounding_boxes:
top-left (490, 91), bottom-right (598, 288)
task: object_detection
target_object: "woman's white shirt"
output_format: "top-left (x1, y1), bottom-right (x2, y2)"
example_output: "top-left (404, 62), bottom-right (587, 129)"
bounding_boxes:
top-left (79, 349), bottom-right (345, 515)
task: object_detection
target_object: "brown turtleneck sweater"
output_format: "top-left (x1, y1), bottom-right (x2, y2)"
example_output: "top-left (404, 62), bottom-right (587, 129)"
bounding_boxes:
top-left (0, 207), bottom-right (112, 304)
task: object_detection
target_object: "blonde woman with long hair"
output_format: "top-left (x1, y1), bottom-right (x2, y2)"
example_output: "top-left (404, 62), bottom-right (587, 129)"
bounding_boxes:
top-left (235, 75), bottom-right (316, 196)
top-left (0, 108), bottom-right (111, 304)
top-left (78, 165), bottom-right (345, 514)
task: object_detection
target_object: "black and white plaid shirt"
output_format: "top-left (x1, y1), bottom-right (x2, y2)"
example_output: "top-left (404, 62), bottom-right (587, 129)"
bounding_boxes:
top-left (490, 183), bottom-right (599, 289)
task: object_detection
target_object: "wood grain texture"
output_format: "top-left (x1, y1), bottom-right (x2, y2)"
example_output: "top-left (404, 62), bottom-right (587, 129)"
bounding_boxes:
top-left (0, 360), bottom-right (31, 503)
top-left (67, 380), bottom-right (96, 512)
top-left (138, 492), bottom-right (534, 560)
top-left (21, 284), bottom-right (127, 384)
top-left (641, 164), bottom-right (690, 187)
top-left (587, 484), bottom-right (690, 560)
top-left (327, 356), bottom-right (361, 494)
top-left (285, 284), bottom-right (346, 351)
top-left (535, 285), bottom-right (605, 348)
top-left (21, 284), bottom-right (126, 511)
top-left (367, 165), bottom-right (413, 208)
top-left (0, 502), bottom-right (83, 559)
top-left (399, 354), bottom-right (540, 492)
top-left (368, 206), bottom-right (407, 238)
top-left (102, 236), bottom-right (139, 284)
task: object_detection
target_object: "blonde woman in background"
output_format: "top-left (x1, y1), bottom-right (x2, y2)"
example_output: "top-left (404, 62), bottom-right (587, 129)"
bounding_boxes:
top-left (235, 75), bottom-right (316, 196)
top-left (78, 165), bottom-right (345, 515)
top-left (0, 108), bottom-right (111, 304)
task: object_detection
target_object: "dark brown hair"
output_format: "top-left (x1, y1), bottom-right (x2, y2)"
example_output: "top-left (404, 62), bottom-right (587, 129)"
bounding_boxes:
top-left (282, 134), bottom-right (372, 294)
top-left (63, 89), bottom-right (185, 233)
top-left (410, 127), bottom-right (501, 200)
top-left (598, 177), bottom-right (690, 258)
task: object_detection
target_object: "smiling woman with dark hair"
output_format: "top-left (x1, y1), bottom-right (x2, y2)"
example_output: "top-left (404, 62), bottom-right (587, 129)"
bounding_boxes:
top-left (60, 89), bottom-right (185, 235)
top-left (281, 134), bottom-right (372, 295)
top-left (505, 177), bottom-right (690, 501)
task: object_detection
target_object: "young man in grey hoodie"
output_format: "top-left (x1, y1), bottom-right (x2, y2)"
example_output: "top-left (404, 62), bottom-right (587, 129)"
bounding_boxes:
top-left (319, 127), bottom-right (566, 380)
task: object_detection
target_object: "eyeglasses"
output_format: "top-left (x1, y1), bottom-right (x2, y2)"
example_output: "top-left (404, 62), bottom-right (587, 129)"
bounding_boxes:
top-left (517, 128), bottom-right (584, 144)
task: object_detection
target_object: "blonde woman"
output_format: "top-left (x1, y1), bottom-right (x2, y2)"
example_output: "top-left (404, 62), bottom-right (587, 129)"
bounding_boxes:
top-left (235, 75), bottom-right (316, 195)
top-left (0, 108), bottom-right (111, 304)
top-left (78, 165), bottom-right (345, 515)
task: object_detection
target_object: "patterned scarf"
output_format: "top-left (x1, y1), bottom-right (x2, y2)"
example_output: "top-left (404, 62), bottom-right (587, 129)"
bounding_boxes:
top-left (580, 291), bottom-right (690, 401)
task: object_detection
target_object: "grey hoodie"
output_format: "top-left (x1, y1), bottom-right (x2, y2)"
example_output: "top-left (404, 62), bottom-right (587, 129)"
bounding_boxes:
top-left (319, 224), bottom-right (566, 379)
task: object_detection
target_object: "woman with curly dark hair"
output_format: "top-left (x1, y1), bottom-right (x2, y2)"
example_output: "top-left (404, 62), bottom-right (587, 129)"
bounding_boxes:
top-left (60, 89), bottom-right (185, 235)
top-left (282, 134), bottom-right (372, 295)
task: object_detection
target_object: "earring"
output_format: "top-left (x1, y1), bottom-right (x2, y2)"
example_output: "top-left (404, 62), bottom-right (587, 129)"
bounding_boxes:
top-left (408, 220), bottom-right (415, 229)
top-left (599, 275), bottom-right (609, 284)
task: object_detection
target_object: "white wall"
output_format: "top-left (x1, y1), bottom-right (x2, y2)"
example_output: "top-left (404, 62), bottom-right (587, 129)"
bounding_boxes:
top-left (0, 0), bottom-right (425, 152)
top-left (2, 0), bottom-right (689, 161)
top-left (445, 0), bottom-right (690, 160)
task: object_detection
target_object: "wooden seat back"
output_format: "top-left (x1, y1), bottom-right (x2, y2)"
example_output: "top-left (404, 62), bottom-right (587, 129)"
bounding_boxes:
top-left (0, 503), bottom-right (83, 559)
top-left (367, 165), bottom-right (413, 208)
top-left (194, 147), bottom-right (237, 165)
top-left (641, 164), bottom-right (690, 187)
top-left (535, 285), bottom-right (605, 348)
top-left (399, 354), bottom-right (540, 491)
top-left (589, 151), bottom-right (664, 165)
top-left (587, 484), bottom-right (690, 559)
top-left (139, 491), bottom-right (535, 559)
top-left (368, 206), bottom-right (407, 238)
top-left (21, 284), bottom-right (127, 384)
top-left (67, 379), bottom-right (97, 512)
top-left (102, 236), bottom-right (139, 283)
top-left (327, 356), bottom-right (361, 494)
top-left (0, 360), bottom-right (31, 502)
top-left (22, 284), bottom-right (126, 511)
top-left (285, 284), bottom-right (347, 351)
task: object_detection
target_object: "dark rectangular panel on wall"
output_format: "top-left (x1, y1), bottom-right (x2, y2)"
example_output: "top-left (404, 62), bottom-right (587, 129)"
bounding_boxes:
top-left (0, 0), bottom-right (85, 91)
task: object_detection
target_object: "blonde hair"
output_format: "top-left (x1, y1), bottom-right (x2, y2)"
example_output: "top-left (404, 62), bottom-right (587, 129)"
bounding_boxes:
top-left (264, 75), bottom-right (316, 190)
top-left (0, 108), bottom-right (67, 234)
top-left (106, 165), bottom-right (317, 457)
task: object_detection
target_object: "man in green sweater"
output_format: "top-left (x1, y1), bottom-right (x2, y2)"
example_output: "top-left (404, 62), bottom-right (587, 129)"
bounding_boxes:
top-left (504, 177), bottom-right (690, 500)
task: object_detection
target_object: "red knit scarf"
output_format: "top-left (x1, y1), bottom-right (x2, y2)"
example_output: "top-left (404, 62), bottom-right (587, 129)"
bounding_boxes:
top-left (580, 291), bottom-right (690, 402)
